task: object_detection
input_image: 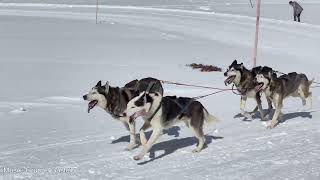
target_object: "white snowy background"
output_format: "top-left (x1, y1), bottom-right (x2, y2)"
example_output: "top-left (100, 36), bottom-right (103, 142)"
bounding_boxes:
top-left (0, 0), bottom-right (319, 179)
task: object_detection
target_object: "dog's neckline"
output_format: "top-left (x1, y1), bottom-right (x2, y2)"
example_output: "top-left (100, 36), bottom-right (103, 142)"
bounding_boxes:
top-left (146, 100), bottom-right (162, 122)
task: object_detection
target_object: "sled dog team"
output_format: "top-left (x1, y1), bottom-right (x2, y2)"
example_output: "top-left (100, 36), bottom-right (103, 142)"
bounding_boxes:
top-left (83, 60), bottom-right (313, 161)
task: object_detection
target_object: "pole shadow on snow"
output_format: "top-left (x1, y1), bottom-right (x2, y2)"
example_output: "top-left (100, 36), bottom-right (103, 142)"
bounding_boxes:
top-left (111, 126), bottom-right (181, 146)
top-left (137, 135), bottom-right (223, 165)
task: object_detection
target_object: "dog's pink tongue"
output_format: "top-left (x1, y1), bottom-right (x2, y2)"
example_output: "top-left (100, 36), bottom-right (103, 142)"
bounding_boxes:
top-left (255, 85), bottom-right (262, 92)
top-left (87, 100), bottom-right (97, 113)
top-left (87, 106), bottom-right (91, 113)
top-left (224, 78), bottom-right (229, 85)
top-left (135, 110), bottom-right (147, 118)
top-left (129, 110), bottom-right (147, 123)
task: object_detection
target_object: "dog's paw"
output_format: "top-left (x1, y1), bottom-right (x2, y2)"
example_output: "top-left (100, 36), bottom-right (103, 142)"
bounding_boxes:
top-left (124, 144), bottom-right (135, 151)
top-left (260, 116), bottom-right (268, 121)
top-left (267, 122), bottom-right (277, 129)
top-left (133, 155), bottom-right (142, 161)
top-left (242, 112), bottom-right (253, 119)
top-left (192, 149), bottom-right (201, 153)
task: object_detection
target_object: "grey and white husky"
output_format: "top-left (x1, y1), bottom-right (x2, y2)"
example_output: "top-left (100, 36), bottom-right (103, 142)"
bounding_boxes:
top-left (255, 70), bottom-right (313, 128)
top-left (126, 92), bottom-right (219, 160)
top-left (83, 77), bottom-right (163, 150)
top-left (224, 60), bottom-right (273, 120)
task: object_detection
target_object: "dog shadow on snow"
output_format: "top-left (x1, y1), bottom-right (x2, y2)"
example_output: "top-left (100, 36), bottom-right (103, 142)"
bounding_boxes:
top-left (137, 135), bottom-right (223, 165)
top-left (234, 109), bottom-right (313, 123)
top-left (111, 126), bottom-right (181, 145)
top-left (111, 126), bottom-right (223, 165)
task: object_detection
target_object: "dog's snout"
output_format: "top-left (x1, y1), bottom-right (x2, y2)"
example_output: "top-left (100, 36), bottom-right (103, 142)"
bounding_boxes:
top-left (83, 95), bottom-right (87, 100)
top-left (224, 72), bottom-right (228, 76)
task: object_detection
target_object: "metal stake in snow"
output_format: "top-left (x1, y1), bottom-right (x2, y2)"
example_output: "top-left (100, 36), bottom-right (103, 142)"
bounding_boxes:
top-left (96, 0), bottom-right (99, 24)
top-left (253, 0), bottom-right (262, 67)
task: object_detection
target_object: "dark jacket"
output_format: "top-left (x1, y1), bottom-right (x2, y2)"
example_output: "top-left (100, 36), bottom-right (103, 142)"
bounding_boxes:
top-left (291, 1), bottom-right (303, 15)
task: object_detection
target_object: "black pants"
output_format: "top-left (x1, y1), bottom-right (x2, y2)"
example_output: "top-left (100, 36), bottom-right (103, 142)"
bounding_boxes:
top-left (294, 13), bottom-right (301, 22)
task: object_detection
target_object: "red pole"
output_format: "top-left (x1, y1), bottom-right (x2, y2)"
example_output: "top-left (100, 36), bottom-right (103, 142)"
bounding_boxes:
top-left (253, 0), bottom-right (262, 67)
top-left (96, 0), bottom-right (99, 24)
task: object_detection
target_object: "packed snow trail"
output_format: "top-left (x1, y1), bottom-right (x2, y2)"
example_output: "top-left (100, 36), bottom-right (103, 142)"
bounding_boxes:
top-left (0, 4), bottom-right (319, 180)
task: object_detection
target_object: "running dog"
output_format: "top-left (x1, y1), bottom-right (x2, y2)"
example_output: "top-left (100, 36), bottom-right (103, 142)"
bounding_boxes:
top-left (83, 77), bottom-right (163, 150)
top-left (126, 92), bottom-right (219, 160)
top-left (224, 60), bottom-right (273, 120)
top-left (255, 70), bottom-right (313, 128)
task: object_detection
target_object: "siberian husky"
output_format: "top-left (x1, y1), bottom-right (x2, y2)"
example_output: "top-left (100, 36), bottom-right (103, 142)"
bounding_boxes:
top-left (83, 77), bottom-right (163, 150)
top-left (255, 70), bottom-right (313, 128)
top-left (126, 92), bottom-right (219, 160)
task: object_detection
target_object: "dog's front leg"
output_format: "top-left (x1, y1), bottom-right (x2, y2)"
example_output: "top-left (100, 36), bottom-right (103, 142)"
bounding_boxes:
top-left (240, 96), bottom-right (247, 114)
top-left (249, 106), bottom-right (258, 116)
top-left (268, 96), bottom-right (282, 129)
top-left (265, 97), bottom-right (273, 118)
top-left (255, 94), bottom-right (266, 121)
top-left (139, 122), bottom-right (151, 146)
top-left (126, 120), bottom-right (136, 151)
top-left (240, 96), bottom-right (252, 119)
top-left (134, 129), bottom-right (161, 161)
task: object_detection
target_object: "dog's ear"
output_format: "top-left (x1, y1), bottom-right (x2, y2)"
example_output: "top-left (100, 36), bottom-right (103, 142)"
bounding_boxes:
top-left (104, 81), bottom-right (110, 93)
top-left (96, 80), bottom-right (102, 87)
top-left (232, 60), bottom-right (237, 65)
top-left (240, 63), bottom-right (244, 70)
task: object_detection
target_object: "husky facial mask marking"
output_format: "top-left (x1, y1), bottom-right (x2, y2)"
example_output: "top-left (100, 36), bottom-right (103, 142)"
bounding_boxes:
top-left (126, 92), bottom-right (154, 123)
top-left (83, 80), bottom-right (109, 113)
top-left (255, 70), bottom-right (275, 93)
top-left (255, 74), bottom-right (269, 93)
top-left (224, 60), bottom-right (242, 85)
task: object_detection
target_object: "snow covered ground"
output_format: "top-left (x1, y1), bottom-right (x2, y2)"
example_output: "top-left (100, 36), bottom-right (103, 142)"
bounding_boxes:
top-left (0, 1), bottom-right (320, 179)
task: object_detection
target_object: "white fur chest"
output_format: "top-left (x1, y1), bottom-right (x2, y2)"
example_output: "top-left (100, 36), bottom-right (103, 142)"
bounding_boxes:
top-left (246, 89), bottom-right (257, 98)
top-left (264, 87), bottom-right (272, 97)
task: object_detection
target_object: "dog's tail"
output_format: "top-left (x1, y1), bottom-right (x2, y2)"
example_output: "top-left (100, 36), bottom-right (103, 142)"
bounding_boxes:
top-left (203, 109), bottom-right (220, 124)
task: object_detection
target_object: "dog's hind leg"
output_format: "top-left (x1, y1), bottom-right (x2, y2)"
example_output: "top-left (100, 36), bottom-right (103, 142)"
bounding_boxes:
top-left (302, 80), bottom-right (313, 110)
top-left (300, 83), bottom-right (313, 110)
top-left (133, 129), bottom-right (161, 161)
top-left (190, 125), bottom-right (205, 153)
top-left (306, 92), bottom-right (313, 110)
top-left (139, 122), bottom-right (151, 146)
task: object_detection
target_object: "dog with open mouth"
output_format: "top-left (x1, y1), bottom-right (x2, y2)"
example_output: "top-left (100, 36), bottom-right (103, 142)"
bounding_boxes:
top-left (255, 71), bottom-right (313, 128)
top-left (126, 92), bottom-right (219, 161)
top-left (224, 60), bottom-right (273, 120)
top-left (83, 77), bottom-right (163, 150)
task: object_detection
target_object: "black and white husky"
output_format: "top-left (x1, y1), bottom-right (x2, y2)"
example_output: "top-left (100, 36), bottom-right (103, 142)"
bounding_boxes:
top-left (83, 77), bottom-right (163, 150)
top-left (126, 92), bottom-right (219, 161)
top-left (255, 71), bottom-right (313, 128)
top-left (224, 60), bottom-right (273, 120)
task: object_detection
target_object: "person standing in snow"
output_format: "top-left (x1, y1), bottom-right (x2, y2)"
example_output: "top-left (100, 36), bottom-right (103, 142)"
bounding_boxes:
top-left (289, 1), bottom-right (303, 22)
